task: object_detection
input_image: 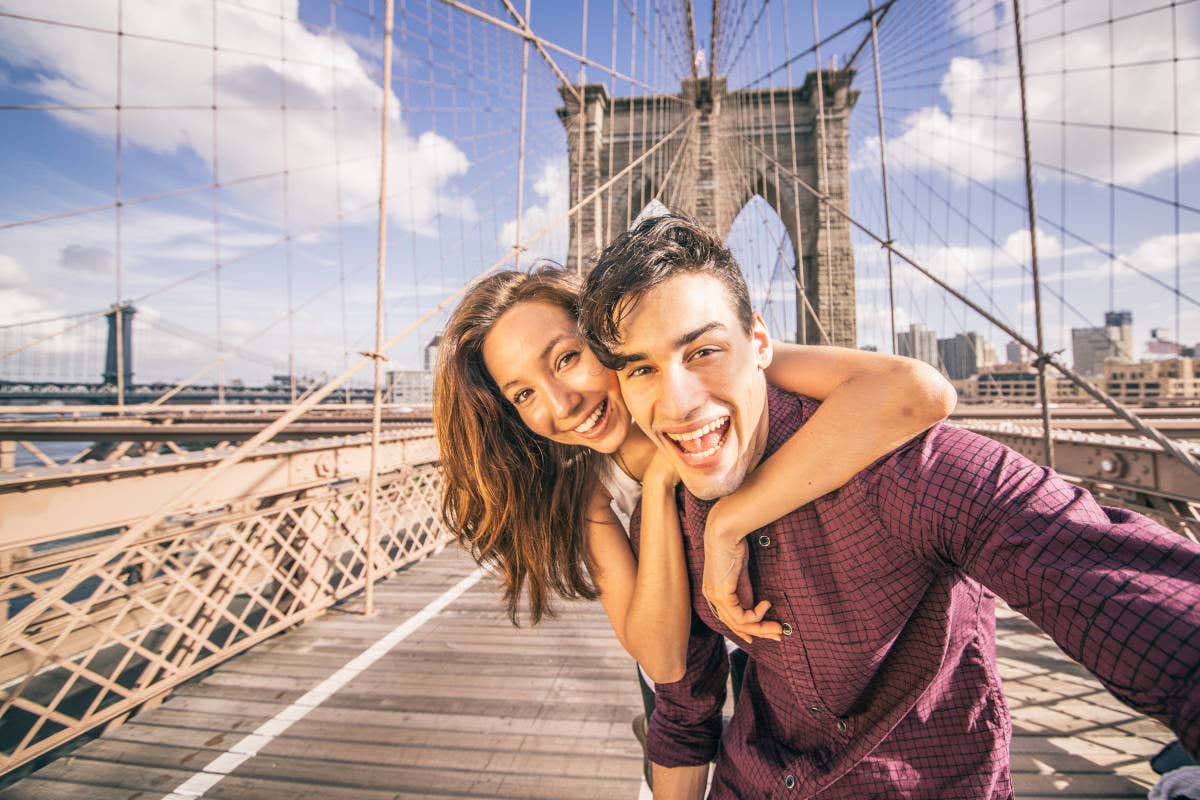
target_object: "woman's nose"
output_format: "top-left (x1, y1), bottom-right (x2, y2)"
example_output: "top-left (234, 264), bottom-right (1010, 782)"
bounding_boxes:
top-left (546, 382), bottom-right (580, 420)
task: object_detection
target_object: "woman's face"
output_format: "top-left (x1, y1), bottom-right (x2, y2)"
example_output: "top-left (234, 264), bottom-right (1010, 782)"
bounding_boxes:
top-left (482, 300), bottom-right (631, 454)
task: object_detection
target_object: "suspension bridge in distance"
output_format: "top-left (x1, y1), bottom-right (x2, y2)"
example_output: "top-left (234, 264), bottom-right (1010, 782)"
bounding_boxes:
top-left (2, 0), bottom-right (1198, 796)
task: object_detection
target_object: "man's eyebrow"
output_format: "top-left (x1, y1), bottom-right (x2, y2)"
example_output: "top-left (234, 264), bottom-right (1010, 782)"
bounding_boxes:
top-left (499, 334), bottom-right (572, 392)
top-left (615, 323), bottom-right (727, 368)
top-left (674, 322), bottom-right (725, 349)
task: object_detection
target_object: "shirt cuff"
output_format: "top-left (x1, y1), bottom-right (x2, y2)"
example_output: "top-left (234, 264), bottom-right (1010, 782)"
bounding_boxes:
top-left (645, 707), bottom-right (722, 767)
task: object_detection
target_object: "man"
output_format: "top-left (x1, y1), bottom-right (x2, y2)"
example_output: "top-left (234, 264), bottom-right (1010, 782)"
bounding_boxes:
top-left (578, 213), bottom-right (1200, 799)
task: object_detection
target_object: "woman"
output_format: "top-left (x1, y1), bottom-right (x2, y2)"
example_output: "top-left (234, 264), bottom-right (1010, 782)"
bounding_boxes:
top-left (434, 266), bottom-right (956, 687)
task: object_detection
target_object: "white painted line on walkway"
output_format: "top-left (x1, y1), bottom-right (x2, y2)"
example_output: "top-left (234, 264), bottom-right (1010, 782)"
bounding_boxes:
top-left (160, 567), bottom-right (487, 800)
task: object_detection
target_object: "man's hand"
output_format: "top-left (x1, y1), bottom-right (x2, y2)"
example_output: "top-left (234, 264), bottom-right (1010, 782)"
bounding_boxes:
top-left (701, 525), bottom-right (783, 644)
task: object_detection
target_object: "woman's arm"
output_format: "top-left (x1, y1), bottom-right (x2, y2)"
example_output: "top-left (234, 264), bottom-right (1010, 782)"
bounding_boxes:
top-left (701, 344), bottom-right (956, 635)
top-left (587, 455), bottom-right (736, 683)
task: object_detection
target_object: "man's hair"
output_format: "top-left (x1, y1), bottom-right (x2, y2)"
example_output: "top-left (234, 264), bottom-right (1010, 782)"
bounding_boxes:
top-left (580, 212), bottom-right (753, 368)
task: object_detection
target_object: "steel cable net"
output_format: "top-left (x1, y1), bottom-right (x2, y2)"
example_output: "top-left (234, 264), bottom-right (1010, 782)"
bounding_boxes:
top-left (0, 0), bottom-right (1198, 778)
top-left (0, 0), bottom-right (694, 773)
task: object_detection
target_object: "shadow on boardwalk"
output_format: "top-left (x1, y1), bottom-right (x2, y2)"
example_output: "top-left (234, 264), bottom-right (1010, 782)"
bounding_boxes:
top-left (2, 547), bottom-right (1168, 799)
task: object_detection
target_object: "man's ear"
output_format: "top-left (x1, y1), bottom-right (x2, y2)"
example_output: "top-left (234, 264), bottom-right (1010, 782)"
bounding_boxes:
top-left (751, 312), bottom-right (772, 370)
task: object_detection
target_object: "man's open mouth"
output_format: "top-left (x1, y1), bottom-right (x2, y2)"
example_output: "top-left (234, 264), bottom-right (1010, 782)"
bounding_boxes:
top-left (665, 416), bottom-right (730, 462)
top-left (572, 398), bottom-right (610, 438)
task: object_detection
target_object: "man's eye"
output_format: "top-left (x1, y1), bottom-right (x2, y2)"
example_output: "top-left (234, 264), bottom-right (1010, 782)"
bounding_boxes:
top-left (513, 389), bottom-right (532, 404)
top-left (556, 351), bottom-right (579, 371)
top-left (627, 365), bottom-right (652, 378)
top-left (690, 347), bottom-right (718, 361)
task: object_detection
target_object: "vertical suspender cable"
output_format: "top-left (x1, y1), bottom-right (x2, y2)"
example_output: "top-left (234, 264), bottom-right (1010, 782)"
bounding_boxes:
top-left (709, 0), bottom-right (718, 81)
top-left (1011, 0), bottom-right (1055, 469)
top-left (514, 0), bottom-right (531, 269)
top-left (867, 0), bottom-right (897, 355)
top-left (781, 7), bottom-right (807, 344)
top-left (575, 0), bottom-right (589, 274)
top-left (365, 0), bottom-right (396, 617)
top-left (810, 0), bottom-right (834, 345)
top-left (115, 0), bottom-right (125, 409)
top-left (685, 0), bottom-right (698, 78)
top-left (213, 0), bottom-right (225, 405)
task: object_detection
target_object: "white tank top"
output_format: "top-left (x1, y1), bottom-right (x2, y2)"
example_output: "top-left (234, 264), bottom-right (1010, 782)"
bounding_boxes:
top-left (597, 454), bottom-right (642, 535)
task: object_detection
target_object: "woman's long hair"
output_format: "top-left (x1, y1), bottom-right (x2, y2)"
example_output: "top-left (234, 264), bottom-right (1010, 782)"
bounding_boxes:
top-left (434, 267), bottom-right (601, 626)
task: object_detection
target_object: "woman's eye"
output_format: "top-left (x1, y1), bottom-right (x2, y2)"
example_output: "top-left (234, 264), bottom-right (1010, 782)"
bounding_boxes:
top-left (628, 365), bottom-right (651, 378)
top-left (556, 351), bottom-right (579, 371)
top-left (513, 389), bottom-right (532, 404)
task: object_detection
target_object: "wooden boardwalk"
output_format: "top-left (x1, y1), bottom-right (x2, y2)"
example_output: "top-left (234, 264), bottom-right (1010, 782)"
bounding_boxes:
top-left (2, 545), bottom-right (1172, 799)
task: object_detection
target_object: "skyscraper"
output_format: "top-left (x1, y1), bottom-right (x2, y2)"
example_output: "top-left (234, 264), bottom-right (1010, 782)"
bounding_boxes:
top-left (897, 323), bottom-right (940, 370)
top-left (937, 332), bottom-right (997, 380)
top-left (1072, 310), bottom-right (1134, 376)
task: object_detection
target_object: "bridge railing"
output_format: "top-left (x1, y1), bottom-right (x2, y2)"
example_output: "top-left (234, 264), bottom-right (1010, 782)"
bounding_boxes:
top-left (0, 432), bottom-right (448, 774)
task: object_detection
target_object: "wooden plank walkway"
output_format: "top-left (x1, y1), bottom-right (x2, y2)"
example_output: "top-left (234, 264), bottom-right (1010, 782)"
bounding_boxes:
top-left (2, 545), bottom-right (1172, 799)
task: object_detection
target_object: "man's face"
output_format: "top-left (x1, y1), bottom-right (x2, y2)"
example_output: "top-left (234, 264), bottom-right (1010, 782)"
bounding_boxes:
top-left (612, 272), bottom-right (773, 500)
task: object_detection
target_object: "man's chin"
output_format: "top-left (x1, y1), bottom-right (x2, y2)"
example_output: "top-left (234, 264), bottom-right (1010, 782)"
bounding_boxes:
top-left (679, 465), bottom-right (747, 501)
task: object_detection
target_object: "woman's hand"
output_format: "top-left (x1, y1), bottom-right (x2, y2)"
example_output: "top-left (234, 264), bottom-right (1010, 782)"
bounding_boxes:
top-left (642, 448), bottom-right (680, 490)
top-left (701, 509), bottom-right (782, 645)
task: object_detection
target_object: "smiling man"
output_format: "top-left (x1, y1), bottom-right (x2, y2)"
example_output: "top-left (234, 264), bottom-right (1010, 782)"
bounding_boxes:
top-left (579, 213), bottom-right (1200, 799)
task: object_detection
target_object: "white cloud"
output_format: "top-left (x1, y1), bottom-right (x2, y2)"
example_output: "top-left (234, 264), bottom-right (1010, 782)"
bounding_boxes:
top-left (0, 0), bottom-right (475, 235)
top-left (498, 160), bottom-right (569, 265)
top-left (864, 2), bottom-right (1200, 187)
top-left (1001, 228), bottom-right (1062, 264)
top-left (1119, 231), bottom-right (1200, 275)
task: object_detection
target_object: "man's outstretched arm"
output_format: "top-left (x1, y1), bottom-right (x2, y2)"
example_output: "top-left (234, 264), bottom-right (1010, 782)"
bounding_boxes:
top-left (652, 763), bottom-right (710, 799)
top-left (644, 609), bottom-right (729, 786)
top-left (876, 425), bottom-right (1200, 754)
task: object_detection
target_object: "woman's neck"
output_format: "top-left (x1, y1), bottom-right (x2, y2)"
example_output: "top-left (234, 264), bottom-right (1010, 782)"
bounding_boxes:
top-left (615, 423), bottom-right (657, 482)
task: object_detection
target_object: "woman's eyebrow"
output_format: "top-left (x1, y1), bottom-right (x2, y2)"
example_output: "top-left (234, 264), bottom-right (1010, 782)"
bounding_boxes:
top-left (500, 334), bottom-right (573, 392)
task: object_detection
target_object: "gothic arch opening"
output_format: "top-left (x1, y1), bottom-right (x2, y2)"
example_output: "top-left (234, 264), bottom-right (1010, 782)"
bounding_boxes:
top-left (727, 195), bottom-right (799, 343)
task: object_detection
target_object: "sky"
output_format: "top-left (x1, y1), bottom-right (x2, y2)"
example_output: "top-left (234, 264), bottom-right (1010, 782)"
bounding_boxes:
top-left (0, 0), bottom-right (1197, 387)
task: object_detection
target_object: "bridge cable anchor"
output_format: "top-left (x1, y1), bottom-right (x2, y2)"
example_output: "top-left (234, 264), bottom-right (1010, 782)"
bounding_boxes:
top-left (1031, 349), bottom-right (1064, 370)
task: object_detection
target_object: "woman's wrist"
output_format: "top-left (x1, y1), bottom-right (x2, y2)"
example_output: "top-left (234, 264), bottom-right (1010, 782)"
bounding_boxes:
top-left (703, 499), bottom-right (743, 545)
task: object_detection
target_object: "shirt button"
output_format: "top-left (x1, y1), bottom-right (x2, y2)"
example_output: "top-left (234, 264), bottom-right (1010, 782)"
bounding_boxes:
top-left (781, 622), bottom-right (793, 636)
top-left (809, 705), bottom-right (822, 715)
top-left (784, 774), bottom-right (797, 790)
top-left (758, 534), bottom-right (771, 547)
top-left (836, 720), bottom-right (848, 733)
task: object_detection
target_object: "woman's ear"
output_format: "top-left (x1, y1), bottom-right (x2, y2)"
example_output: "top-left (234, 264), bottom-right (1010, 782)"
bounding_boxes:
top-left (751, 312), bottom-right (773, 371)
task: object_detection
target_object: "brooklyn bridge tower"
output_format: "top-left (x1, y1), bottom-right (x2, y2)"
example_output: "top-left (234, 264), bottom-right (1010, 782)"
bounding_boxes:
top-left (558, 70), bottom-right (859, 346)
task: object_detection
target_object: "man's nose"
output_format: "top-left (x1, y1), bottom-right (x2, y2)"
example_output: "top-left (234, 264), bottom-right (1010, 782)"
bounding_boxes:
top-left (658, 363), bottom-right (704, 422)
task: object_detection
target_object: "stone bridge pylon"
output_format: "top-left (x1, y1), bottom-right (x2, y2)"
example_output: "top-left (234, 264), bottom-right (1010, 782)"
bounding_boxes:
top-left (557, 71), bottom-right (859, 347)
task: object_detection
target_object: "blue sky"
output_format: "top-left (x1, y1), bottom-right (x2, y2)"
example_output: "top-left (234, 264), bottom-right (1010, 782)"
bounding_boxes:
top-left (0, 0), bottom-right (1196, 386)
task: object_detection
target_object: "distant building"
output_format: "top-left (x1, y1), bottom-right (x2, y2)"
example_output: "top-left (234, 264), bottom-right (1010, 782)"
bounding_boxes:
top-left (859, 345), bottom-right (878, 352)
top-left (897, 323), bottom-right (939, 370)
top-left (957, 368), bottom-right (1084, 404)
top-left (1006, 339), bottom-right (1031, 366)
top-left (387, 370), bottom-right (434, 406)
top-left (424, 334), bottom-right (443, 372)
top-left (937, 332), bottom-right (997, 380)
top-left (1103, 357), bottom-right (1200, 405)
top-left (1147, 328), bottom-right (1185, 358)
top-left (1072, 309), bottom-right (1134, 376)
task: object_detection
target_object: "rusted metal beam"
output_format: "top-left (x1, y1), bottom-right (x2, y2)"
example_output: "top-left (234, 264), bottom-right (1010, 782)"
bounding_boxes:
top-left (0, 431), bottom-right (438, 548)
top-left (954, 422), bottom-right (1200, 504)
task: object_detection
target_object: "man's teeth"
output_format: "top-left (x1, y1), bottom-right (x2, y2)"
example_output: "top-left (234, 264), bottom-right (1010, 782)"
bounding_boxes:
top-left (574, 400), bottom-right (606, 433)
top-left (666, 417), bottom-right (729, 442)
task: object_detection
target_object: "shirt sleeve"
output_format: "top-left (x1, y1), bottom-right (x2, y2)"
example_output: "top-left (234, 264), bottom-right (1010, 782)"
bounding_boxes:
top-left (874, 424), bottom-right (1200, 756)
top-left (644, 608), bottom-right (729, 767)
top-left (627, 496), bottom-right (729, 768)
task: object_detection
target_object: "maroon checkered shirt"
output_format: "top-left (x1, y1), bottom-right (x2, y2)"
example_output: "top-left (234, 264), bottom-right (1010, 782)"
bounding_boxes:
top-left (630, 386), bottom-right (1200, 799)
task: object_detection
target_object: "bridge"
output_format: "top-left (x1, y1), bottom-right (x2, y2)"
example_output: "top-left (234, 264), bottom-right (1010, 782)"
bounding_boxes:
top-left (1, 0), bottom-right (1198, 796)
